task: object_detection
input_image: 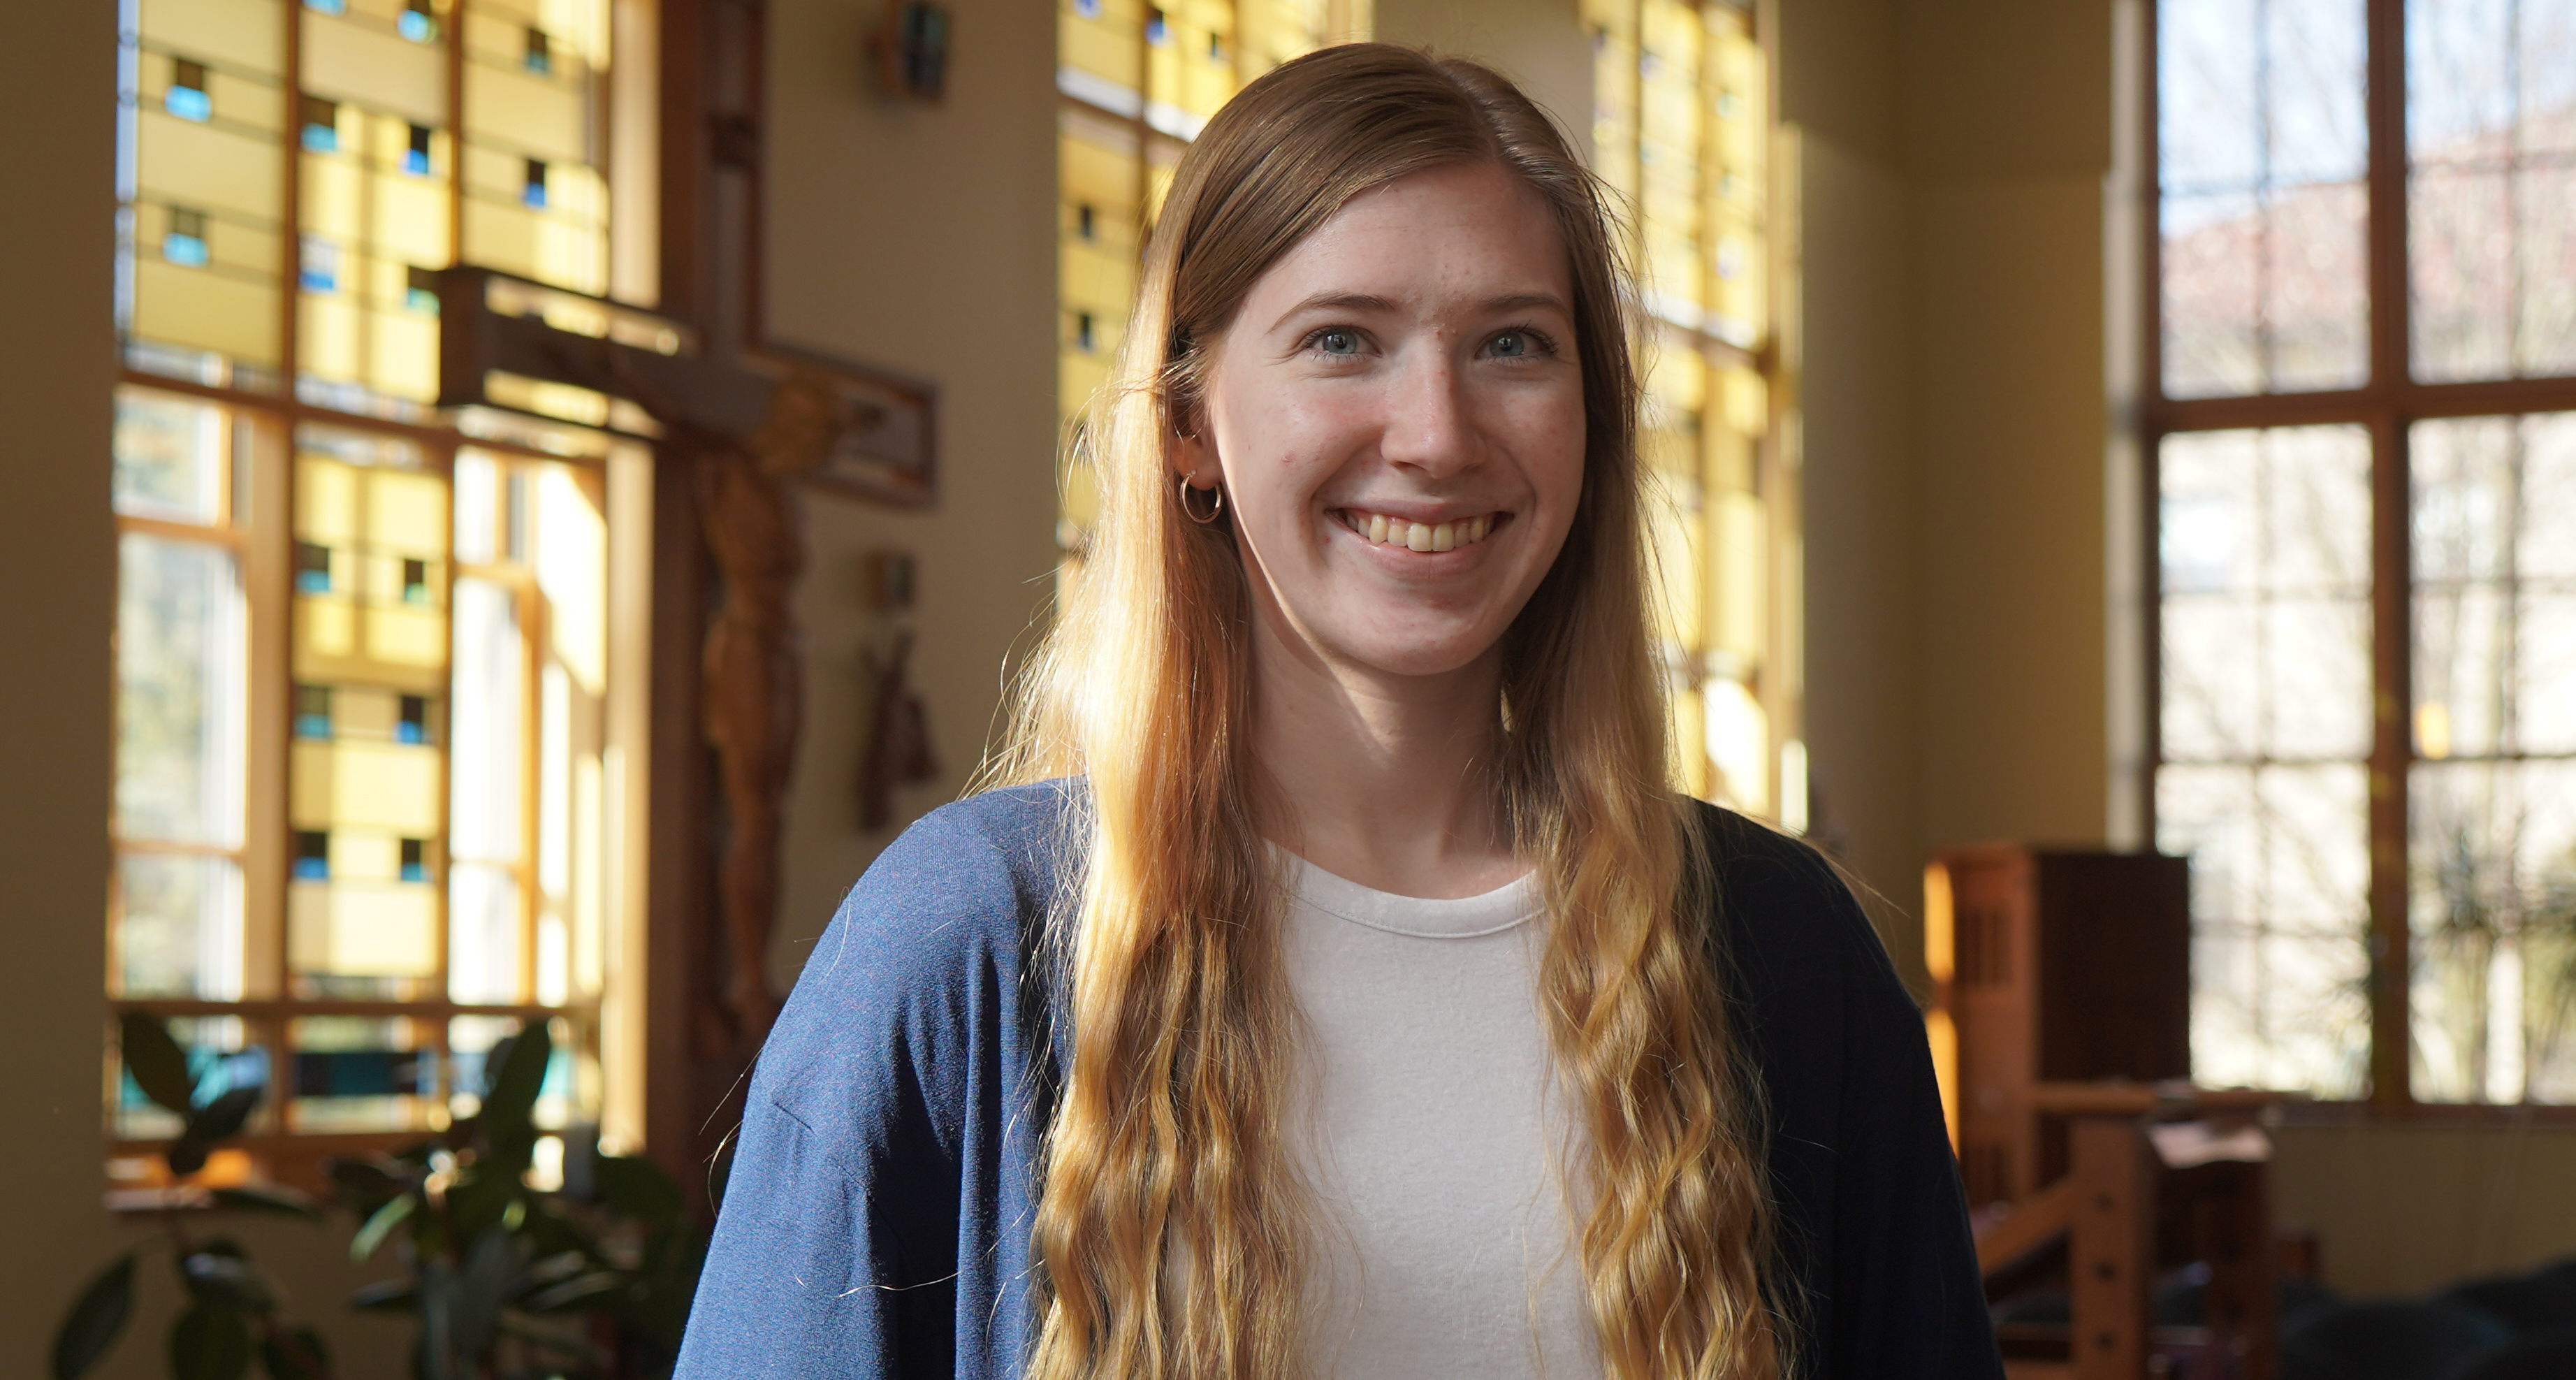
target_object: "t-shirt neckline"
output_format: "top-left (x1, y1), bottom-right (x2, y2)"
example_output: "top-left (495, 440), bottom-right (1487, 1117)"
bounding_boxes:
top-left (1279, 849), bottom-right (1540, 939)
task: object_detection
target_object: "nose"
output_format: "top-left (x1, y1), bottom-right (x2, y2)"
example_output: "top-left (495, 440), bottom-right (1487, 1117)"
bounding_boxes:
top-left (1378, 345), bottom-right (1481, 479)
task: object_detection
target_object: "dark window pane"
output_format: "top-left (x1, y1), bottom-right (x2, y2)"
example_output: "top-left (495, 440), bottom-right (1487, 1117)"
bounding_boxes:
top-left (300, 94), bottom-right (338, 152)
top-left (400, 837), bottom-right (428, 883)
top-left (402, 557), bottom-right (430, 603)
top-left (293, 829), bottom-right (330, 880)
top-left (398, 693), bottom-right (430, 745)
top-left (167, 58), bottom-right (211, 122)
top-left (293, 541), bottom-right (330, 593)
top-left (294, 683), bottom-right (333, 739)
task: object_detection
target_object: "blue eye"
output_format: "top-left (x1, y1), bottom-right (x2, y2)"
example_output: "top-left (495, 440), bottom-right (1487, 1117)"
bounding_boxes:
top-left (1314, 328), bottom-right (1360, 356)
top-left (1491, 332), bottom-right (1529, 357)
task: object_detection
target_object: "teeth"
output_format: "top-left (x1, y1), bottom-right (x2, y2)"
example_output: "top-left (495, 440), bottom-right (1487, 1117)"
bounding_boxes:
top-left (1346, 510), bottom-right (1499, 550)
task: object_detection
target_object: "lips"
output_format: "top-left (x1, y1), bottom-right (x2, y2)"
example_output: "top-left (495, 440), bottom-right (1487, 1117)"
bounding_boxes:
top-left (1338, 509), bottom-right (1502, 553)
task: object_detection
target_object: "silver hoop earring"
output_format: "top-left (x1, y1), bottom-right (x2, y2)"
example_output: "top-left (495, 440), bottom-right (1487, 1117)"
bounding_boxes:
top-left (1179, 476), bottom-right (1225, 524)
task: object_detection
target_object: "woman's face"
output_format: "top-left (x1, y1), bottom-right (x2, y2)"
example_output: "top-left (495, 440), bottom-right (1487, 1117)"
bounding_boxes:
top-left (1181, 161), bottom-right (1586, 682)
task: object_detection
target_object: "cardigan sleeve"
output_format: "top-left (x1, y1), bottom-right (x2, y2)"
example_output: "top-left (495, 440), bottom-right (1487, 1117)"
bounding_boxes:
top-left (1705, 808), bottom-right (2003, 1380)
top-left (674, 790), bottom-right (1061, 1380)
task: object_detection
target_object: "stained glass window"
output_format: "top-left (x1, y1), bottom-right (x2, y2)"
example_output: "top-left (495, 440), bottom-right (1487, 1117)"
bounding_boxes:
top-left (1054, 0), bottom-right (1368, 542)
top-left (1589, 0), bottom-right (1793, 823)
top-left (108, 0), bottom-right (645, 1195)
top-left (2152, 0), bottom-right (2576, 1105)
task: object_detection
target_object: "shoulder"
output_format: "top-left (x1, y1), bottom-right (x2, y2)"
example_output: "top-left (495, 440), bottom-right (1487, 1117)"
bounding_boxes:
top-left (1683, 799), bottom-right (1919, 1035)
top-left (835, 776), bottom-right (1084, 928)
top-left (752, 779), bottom-right (1083, 1110)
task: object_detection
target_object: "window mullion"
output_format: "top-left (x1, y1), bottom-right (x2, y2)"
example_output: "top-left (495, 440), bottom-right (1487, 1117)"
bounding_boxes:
top-left (2363, 0), bottom-right (2413, 1109)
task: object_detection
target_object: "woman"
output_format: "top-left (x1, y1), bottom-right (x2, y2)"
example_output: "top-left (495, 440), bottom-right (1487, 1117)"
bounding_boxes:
top-left (677, 44), bottom-right (1996, 1380)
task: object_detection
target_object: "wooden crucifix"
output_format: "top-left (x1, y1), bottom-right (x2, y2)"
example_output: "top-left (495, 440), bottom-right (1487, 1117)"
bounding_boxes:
top-left (435, 266), bottom-right (935, 1054)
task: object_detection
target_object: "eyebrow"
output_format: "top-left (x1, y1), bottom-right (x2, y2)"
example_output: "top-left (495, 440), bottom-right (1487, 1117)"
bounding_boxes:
top-left (1267, 289), bottom-right (1573, 334)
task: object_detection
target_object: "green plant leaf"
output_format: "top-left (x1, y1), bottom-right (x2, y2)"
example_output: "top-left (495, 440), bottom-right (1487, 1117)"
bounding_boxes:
top-left (170, 1305), bottom-right (252, 1380)
top-left (349, 1192), bottom-right (415, 1263)
top-left (449, 1227), bottom-right (520, 1367)
top-left (210, 1184), bottom-right (324, 1222)
top-left (444, 1166), bottom-right (519, 1249)
top-left (522, 1270), bottom-right (629, 1314)
top-left (323, 1156), bottom-right (405, 1212)
top-left (595, 1154), bottom-right (683, 1225)
top-left (185, 1085), bottom-right (262, 1144)
top-left (347, 1277), bottom-right (419, 1312)
top-left (121, 1012), bottom-right (198, 1116)
top-left (179, 1251), bottom-right (277, 1313)
top-left (477, 1023), bottom-right (551, 1154)
top-left (52, 1253), bottom-right (136, 1380)
top-left (257, 1325), bottom-right (331, 1380)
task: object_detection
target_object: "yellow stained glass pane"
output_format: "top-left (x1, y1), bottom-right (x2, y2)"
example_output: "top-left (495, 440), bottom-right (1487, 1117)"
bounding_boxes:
top-left (302, 8), bottom-right (446, 126)
top-left (460, 0), bottom-right (611, 297)
top-left (287, 435), bottom-right (449, 997)
top-left (126, 0), bottom-right (288, 377)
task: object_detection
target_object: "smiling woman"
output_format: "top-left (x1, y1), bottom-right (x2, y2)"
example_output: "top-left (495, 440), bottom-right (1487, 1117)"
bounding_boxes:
top-left (675, 43), bottom-right (1998, 1380)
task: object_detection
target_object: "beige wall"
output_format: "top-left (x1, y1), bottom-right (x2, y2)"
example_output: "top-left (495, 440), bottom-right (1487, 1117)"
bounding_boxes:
top-left (1373, 0), bottom-right (1593, 147)
top-left (762, 0), bottom-right (1063, 985)
top-left (0, 0), bottom-right (143, 1365)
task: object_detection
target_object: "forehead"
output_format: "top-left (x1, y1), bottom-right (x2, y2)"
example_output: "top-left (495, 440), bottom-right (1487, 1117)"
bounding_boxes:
top-left (1242, 161), bottom-right (1573, 315)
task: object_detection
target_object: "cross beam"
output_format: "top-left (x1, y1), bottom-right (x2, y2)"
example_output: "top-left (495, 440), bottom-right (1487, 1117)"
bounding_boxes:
top-left (432, 265), bottom-right (937, 507)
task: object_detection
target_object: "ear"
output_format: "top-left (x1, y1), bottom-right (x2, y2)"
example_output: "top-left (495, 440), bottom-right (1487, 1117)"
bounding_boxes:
top-left (1171, 426), bottom-right (1219, 488)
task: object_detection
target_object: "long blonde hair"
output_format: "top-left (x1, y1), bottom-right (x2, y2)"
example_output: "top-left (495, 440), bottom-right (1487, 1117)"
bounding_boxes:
top-left (986, 43), bottom-right (1783, 1380)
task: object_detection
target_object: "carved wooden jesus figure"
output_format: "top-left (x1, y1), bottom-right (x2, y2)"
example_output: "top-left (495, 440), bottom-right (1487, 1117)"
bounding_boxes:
top-left (690, 375), bottom-right (859, 1041)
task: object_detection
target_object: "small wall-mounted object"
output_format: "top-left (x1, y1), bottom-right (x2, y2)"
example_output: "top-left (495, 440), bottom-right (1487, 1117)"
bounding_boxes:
top-left (862, 548), bottom-right (917, 611)
top-left (867, 1), bottom-right (952, 102)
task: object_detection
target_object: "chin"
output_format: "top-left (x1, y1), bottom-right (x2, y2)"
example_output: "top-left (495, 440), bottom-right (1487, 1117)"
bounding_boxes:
top-left (1339, 624), bottom-right (1506, 678)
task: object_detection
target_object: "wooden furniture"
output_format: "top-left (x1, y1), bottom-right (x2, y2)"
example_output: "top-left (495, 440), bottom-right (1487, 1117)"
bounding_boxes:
top-left (1977, 1106), bottom-right (2280, 1380)
top-left (1928, 845), bottom-right (2280, 1380)
top-left (1925, 845), bottom-right (2192, 1209)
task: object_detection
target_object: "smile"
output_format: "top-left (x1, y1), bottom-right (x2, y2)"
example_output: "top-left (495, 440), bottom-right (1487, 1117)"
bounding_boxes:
top-left (1336, 509), bottom-right (1504, 553)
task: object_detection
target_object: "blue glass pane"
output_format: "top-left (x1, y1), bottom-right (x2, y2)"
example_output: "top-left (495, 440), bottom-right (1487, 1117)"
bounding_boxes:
top-left (398, 10), bottom-right (435, 41)
top-left (403, 150), bottom-right (430, 176)
top-left (300, 237), bottom-right (337, 293)
top-left (294, 1049), bottom-right (427, 1098)
top-left (163, 233), bottom-right (209, 268)
top-left (302, 123), bottom-right (337, 153)
top-left (166, 87), bottom-right (211, 122)
top-left (305, 0), bottom-right (346, 11)
top-left (295, 713), bottom-right (331, 739)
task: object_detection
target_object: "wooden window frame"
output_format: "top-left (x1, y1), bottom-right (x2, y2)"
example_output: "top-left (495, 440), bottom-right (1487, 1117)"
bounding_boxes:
top-left (107, 0), bottom-right (646, 1198)
top-left (2141, 0), bottom-right (2576, 1117)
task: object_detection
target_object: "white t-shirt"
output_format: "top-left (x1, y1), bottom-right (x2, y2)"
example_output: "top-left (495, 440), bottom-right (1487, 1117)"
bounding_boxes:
top-left (1280, 853), bottom-right (1600, 1380)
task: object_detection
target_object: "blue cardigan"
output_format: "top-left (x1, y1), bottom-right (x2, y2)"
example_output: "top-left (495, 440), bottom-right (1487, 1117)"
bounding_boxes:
top-left (674, 780), bottom-right (2002, 1379)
